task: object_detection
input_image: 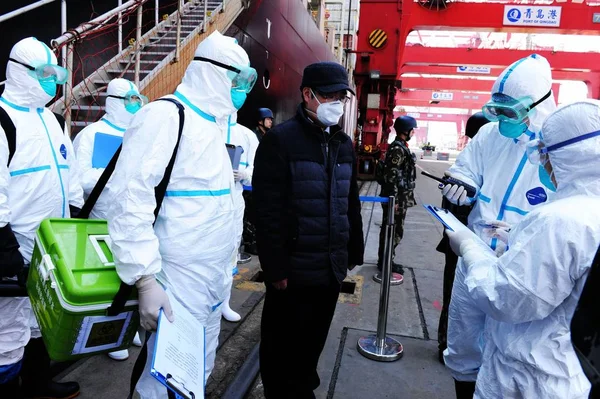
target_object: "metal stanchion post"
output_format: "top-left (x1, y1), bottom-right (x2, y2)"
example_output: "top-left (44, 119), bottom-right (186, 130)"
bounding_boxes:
top-left (373, 196), bottom-right (403, 286)
top-left (357, 196), bottom-right (403, 362)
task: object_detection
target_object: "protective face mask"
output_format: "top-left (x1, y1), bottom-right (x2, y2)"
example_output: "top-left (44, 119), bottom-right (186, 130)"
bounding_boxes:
top-left (125, 102), bottom-right (142, 114)
top-left (39, 79), bottom-right (57, 98)
top-left (538, 164), bottom-right (556, 192)
top-left (316, 101), bottom-right (344, 127)
top-left (231, 88), bottom-right (247, 110)
top-left (498, 120), bottom-right (528, 139)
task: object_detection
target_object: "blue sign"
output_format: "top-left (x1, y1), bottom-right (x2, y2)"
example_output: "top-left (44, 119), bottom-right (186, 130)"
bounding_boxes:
top-left (60, 144), bottom-right (67, 160)
top-left (507, 8), bottom-right (521, 23)
top-left (526, 187), bottom-right (547, 206)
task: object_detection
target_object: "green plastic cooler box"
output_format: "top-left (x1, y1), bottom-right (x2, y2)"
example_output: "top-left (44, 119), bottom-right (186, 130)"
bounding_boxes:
top-left (27, 218), bottom-right (139, 362)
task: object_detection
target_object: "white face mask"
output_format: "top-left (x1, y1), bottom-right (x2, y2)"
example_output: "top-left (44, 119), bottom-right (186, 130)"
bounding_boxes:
top-left (311, 89), bottom-right (345, 127)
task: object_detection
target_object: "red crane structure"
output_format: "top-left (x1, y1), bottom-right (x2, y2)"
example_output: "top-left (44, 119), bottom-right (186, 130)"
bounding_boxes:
top-left (353, 0), bottom-right (600, 179)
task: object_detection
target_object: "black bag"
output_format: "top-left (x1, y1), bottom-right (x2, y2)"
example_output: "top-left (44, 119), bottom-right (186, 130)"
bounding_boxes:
top-left (571, 244), bottom-right (600, 398)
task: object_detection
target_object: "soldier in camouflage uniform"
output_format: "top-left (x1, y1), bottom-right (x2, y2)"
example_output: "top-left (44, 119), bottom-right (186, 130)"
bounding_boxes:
top-left (376, 115), bottom-right (418, 275)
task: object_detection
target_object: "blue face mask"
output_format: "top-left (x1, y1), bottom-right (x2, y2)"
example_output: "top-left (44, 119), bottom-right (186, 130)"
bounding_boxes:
top-left (39, 79), bottom-right (57, 97)
top-left (125, 102), bottom-right (142, 114)
top-left (231, 88), bottom-right (247, 110)
top-left (538, 164), bottom-right (556, 192)
top-left (498, 120), bottom-right (528, 138)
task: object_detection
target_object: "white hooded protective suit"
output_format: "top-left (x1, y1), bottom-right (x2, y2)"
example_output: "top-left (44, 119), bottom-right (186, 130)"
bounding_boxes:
top-left (73, 78), bottom-right (140, 197)
top-left (102, 31), bottom-right (246, 398)
top-left (453, 100), bottom-right (600, 399)
top-left (443, 54), bottom-right (557, 381)
top-left (222, 113), bottom-right (258, 299)
top-left (0, 37), bottom-right (84, 366)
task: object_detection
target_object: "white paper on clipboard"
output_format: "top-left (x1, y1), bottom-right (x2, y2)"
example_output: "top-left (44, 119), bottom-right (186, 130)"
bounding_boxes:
top-left (151, 290), bottom-right (205, 399)
top-left (423, 204), bottom-right (471, 233)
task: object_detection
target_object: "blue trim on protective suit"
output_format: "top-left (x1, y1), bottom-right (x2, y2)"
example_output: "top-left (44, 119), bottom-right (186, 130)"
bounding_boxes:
top-left (212, 301), bottom-right (223, 311)
top-left (174, 91), bottom-right (216, 122)
top-left (490, 152), bottom-right (529, 250)
top-left (240, 162), bottom-right (249, 167)
top-left (101, 118), bottom-right (126, 132)
top-left (503, 206), bottom-right (529, 216)
top-left (165, 189), bottom-right (231, 197)
top-left (498, 57), bottom-right (527, 94)
top-left (227, 115), bottom-right (232, 143)
top-left (0, 97), bottom-right (29, 112)
top-left (10, 165), bottom-right (51, 176)
top-left (38, 109), bottom-right (66, 218)
top-left (478, 193), bottom-right (491, 203)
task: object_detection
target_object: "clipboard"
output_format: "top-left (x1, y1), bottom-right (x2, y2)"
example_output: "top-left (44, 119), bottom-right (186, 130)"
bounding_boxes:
top-left (226, 144), bottom-right (243, 170)
top-left (151, 292), bottom-right (205, 399)
top-left (423, 204), bottom-right (470, 233)
top-left (91, 133), bottom-right (123, 169)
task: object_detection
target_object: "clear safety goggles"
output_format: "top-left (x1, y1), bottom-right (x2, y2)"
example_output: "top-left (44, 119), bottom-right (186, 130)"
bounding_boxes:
top-left (107, 90), bottom-right (148, 107)
top-left (9, 58), bottom-right (68, 85)
top-left (482, 91), bottom-right (551, 123)
top-left (526, 129), bottom-right (600, 165)
top-left (193, 56), bottom-right (257, 93)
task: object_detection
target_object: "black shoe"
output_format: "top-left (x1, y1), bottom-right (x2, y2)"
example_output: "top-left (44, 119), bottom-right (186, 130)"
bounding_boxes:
top-left (22, 380), bottom-right (80, 399)
top-left (377, 262), bottom-right (405, 275)
top-left (454, 380), bottom-right (476, 399)
top-left (438, 349), bottom-right (445, 365)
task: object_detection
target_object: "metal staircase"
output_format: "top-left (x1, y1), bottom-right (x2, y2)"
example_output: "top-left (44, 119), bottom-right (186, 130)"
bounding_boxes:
top-left (59, 0), bottom-right (238, 136)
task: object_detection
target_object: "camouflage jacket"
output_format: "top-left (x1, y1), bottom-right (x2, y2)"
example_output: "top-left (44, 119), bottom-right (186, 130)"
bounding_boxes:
top-left (380, 139), bottom-right (417, 207)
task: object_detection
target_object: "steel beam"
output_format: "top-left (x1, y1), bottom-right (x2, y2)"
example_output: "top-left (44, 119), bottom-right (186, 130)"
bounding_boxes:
top-left (399, 77), bottom-right (493, 92)
top-left (401, 1), bottom-right (600, 35)
top-left (402, 46), bottom-right (600, 72)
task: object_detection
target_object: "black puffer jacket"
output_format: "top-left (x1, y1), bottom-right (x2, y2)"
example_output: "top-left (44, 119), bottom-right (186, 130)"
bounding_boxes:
top-left (252, 105), bottom-right (364, 286)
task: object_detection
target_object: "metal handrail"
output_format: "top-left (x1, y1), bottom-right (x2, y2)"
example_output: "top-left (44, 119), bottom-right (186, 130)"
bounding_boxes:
top-left (0, 0), bottom-right (59, 23)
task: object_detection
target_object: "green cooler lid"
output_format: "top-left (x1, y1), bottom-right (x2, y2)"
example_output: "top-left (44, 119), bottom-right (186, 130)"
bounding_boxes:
top-left (36, 219), bottom-right (135, 306)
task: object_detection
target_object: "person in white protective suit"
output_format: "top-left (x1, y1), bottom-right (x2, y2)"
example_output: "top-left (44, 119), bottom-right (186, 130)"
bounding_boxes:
top-left (101, 31), bottom-right (256, 398)
top-left (73, 78), bottom-right (146, 197)
top-left (221, 112), bottom-right (259, 322)
top-left (73, 78), bottom-right (145, 361)
top-left (0, 37), bottom-right (83, 398)
top-left (445, 99), bottom-right (600, 399)
top-left (441, 54), bottom-right (557, 398)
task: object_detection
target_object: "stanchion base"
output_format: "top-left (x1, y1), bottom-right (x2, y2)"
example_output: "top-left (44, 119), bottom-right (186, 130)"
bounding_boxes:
top-left (357, 335), bottom-right (404, 362)
top-left (373, 272), bottom-right (403, 285)
top-left (237, 252), bottom-right (252, 264)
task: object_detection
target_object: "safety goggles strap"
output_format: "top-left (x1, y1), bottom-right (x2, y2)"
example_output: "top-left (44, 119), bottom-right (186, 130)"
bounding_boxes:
top-left (527, 90), bottom-right (552, 112)
top-left (8, 58), bottom-right (35, 72)
top-left (542, 129), bottom-right (600, 154)
top-left (193, 56), bottom-right (241, 74)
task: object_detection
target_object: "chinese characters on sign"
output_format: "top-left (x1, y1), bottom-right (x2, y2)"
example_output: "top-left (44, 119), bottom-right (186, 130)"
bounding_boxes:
top-left (503, 6), bottom-right (562, 27)
top-left (432, 92), bottom-right (453, 101)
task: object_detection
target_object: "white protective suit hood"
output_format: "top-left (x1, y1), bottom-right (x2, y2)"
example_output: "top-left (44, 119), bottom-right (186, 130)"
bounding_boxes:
top-left (541, 100), bottom-right (600, 199)
top-left (491, 54), bottom-right (556, 136)
top-left (3, 37), bottom-right (59, 108)
top-left (104, 78), bottom-right (140, 128)
top-left (175, 31), bottom-right (249, 123)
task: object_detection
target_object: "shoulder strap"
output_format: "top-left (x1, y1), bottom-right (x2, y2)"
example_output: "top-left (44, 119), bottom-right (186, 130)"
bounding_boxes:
top-left (79, 98), bottom-right (185, 221)
top-left (0, 107), bottom-right (16, 167)
top-left (53, 112), bottom-right (66, 133)
top-left (106, 97), bottom-right (185, 318)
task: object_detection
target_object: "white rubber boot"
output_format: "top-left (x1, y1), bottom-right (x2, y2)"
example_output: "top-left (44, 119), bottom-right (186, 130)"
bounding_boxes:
top-left (108, 349), bottom-right (129, 361)
top-left (133, 331), bottom-right (142, 347)
top-left (222, 296), bottom-right (241, 322)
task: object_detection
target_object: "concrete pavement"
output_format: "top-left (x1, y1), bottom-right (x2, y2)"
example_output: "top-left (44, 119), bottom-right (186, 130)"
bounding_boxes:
top-left (55, 154), bottom-right (458, 398)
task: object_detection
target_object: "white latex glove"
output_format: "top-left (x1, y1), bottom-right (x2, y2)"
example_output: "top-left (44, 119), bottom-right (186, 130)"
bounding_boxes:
top-left (135, 275), bottom-right (174, 331)
top-left (445, 228), bottom-right (477, 256)
top-left (441, 171), bottom-right (476, 206)
top-left (233, 169), bottom-right (250, 182)
top-left (482, 220), bottom-right (511, 245)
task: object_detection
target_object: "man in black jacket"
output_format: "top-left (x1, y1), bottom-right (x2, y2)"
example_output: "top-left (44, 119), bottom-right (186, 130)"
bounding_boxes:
top-left (253, 62), bottom-right (364, 398)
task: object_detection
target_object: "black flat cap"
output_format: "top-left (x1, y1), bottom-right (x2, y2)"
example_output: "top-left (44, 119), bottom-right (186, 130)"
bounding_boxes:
top-left (300, 62), bottom-right (355, 95)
